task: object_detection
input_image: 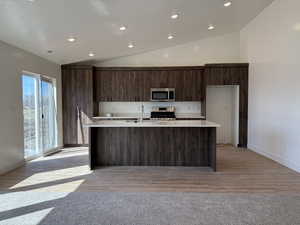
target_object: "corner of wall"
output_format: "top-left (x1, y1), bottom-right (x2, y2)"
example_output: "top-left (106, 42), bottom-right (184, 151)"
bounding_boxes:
top-left (249, 144), bottom-right (300, 173)
top-left (0, 159), bottom-right (25, 176)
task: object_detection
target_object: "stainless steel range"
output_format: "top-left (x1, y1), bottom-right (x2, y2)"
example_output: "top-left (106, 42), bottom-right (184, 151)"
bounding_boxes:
top-left (150, 106), bottom-right (176, 120)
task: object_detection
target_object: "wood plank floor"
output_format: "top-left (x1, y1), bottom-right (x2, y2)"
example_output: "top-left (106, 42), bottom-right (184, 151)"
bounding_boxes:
top-left (0, 145), bottom-right (300, 193)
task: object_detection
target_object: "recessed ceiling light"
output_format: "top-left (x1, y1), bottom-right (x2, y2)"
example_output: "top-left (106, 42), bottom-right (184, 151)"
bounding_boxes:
top-left (224, 1), bottom-right (232, 7)
top-left (67, 37), bottom-right (76, 42)
top-left (27, 0), bottom-right (35, 2)
top-left (120, 26), bottom-right (127, 31)
top-left (208, 25), bottom-right (215, 30)
top-left (128, 43), bottom-right (134, 48)
top-left (89, 52), bottom-right (95, 57)
top-left (168, 35), bottom-right (174, 40)
top-left (171, 14), bottom-right (179, 19)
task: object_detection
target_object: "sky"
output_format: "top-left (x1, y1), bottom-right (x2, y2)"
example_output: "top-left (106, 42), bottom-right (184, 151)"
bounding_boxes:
top-left (22, 75), bottom-right (52, 97)
top-left (22, 75), bottom-right (35, 97)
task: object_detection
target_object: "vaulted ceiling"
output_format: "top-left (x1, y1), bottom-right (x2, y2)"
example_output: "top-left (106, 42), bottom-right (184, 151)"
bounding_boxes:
top-left (0, 0), bottom-right (274, 64)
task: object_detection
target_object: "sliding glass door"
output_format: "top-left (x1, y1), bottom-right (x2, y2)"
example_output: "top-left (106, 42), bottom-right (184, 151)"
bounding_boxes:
top-left (22, 75), bottom-right (40, 159)
top-left (41, 78), bottom-right (57, 151)
top-left (22, 73), bottom-right (57, 159)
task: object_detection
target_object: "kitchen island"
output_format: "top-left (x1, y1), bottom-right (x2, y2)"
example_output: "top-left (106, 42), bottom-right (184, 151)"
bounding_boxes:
top-left (86, 120), bottom-right (220, 171)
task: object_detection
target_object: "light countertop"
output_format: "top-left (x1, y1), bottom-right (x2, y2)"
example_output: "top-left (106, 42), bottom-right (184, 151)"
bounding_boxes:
top-left (93, 113), bottom-right (205, 120)
top-left (85, 120), bottom-right (220, 128)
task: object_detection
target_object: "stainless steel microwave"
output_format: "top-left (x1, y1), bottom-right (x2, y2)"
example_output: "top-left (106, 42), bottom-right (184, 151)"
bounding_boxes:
top-left (150, 88), bottom-right (175, 102)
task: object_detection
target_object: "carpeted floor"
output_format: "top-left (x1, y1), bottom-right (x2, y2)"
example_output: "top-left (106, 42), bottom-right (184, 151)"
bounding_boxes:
top-left (1, 191), bottom-right (300, 225)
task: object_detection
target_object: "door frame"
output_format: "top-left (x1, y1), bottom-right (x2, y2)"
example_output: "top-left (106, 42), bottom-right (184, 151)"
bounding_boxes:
top-left (22, 71), bottom-right (58, 161)
top-left (41, 76), bottom-right (58, 152)
top-left (206, 85), bottom-right (240, 146)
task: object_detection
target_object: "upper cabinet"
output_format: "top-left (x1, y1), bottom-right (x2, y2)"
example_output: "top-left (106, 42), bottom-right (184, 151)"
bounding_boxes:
top-left (204, 63), bottom-right (249, 86)
top-left (94, 67), bottom-right (204, 102)
top-left (95, 69), bottom-right (142, 101)
top-left (175, 70), bottom-right (204, 101)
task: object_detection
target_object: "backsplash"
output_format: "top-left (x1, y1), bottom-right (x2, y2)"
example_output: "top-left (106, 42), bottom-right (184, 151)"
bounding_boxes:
top-left (98, 102), bottom-right (201, 116)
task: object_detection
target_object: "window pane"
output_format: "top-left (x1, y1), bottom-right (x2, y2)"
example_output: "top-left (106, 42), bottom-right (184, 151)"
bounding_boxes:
top-left (22, 75), bottom-right (39, 158)
top-left (41, 80), bottom-right (57, 150)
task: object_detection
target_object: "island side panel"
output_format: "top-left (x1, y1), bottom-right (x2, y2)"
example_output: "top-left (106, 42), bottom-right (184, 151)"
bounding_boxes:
top-left (88, 127), bottom-right (97, 170)
top-left (91, 127), bottom-right (216, 169)
top-left (208, 127), bottom-right (217, 171)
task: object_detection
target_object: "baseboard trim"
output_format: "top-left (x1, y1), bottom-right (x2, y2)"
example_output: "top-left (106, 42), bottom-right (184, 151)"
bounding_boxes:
top-left (249, 144), bottom-right (300, 173)
top-left (0, 160), bottom-right (25, 176)
top-left (64, 144), bottom-right (89, 148)
top-left (238, 144), bottom-right (247, 148)
top-left (44, 146), bottom-right (63, 157)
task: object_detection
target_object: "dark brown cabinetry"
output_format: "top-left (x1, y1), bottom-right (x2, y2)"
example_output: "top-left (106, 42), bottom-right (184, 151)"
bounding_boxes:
top-left (94, 67), bottom-right (204, 102)
top-left (89, 127), bottom-right (216, 170)
top-left (203, 63), bottom-right (249, 147)
top-left (61, 63), bottom-right (248, 148)
top-left (175, 70), bottom-right (204, 101)
top-left (95, 69), bottom-right (142, 101)
top-left (62, 66), bottom-right (93, 146)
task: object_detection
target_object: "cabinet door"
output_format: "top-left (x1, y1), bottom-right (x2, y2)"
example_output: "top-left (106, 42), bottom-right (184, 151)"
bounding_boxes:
top-left (96, 70), bottom-right (143, 101)
top-left (205, 68), bottom-right (224, 85)
top-left (182, 70), bottom-right (198, 101)
top-left (183, 71), bottom-right (194, 101)
top-left (111, 71), bottom-right (136, 101)
top-left (111, 71), bottom-right (122, 101)
top-left (94, 70), bottom-right (101, 102)
top-left (62, 67), bottom-right (93, 145)
top-left (135, 71), bottom-right (145, 101)
top-left (95, 70), bottom-right (113, 101)
top-left (102, 71), bottom-right (113, 101)
top-left (173, 71), bottom-right (184, 101)
top-left (75, 69), bottom-right (93, 144)
top-left (192, 70), bottom-right (204, 101)
top-left (129, 71), bottom-right (142, 101)
top-left (62, 69), bottom-right (77, 145)
top-left (142, 71), bottom-right (153, 101)
top-left (173, 70), bottom-right (203, 101)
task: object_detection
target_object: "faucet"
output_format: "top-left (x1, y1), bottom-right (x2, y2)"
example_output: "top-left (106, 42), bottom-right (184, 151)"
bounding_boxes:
top-left (140, 103), bottom-right (144, 123)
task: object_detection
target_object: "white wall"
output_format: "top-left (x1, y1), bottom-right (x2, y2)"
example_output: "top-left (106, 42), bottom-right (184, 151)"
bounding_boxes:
top-left (0, 40), bottom-right (62, 175)
top-left (96, 32), bottom-right (241, 67)
top-left (240, 0), bottom-right (300, 172)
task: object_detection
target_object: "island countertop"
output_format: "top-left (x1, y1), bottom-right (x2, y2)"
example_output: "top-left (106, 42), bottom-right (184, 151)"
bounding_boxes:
top-left (85, 120), bottom-right (220, 128)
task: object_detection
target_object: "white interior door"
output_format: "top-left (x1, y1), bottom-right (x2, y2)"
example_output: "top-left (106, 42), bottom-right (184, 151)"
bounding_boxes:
top-left (206, 86), bottom-right (238, 145)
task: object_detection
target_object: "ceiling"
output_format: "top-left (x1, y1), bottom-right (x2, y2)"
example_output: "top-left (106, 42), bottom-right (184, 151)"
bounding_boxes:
top-left (0, 0), bottom-right (274, 65)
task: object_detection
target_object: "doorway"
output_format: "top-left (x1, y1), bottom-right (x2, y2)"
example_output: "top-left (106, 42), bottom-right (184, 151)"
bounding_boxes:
top-left (206, 85), bottom-right (239, 146)
top-left (22, 72), bottom-right (58, 159)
